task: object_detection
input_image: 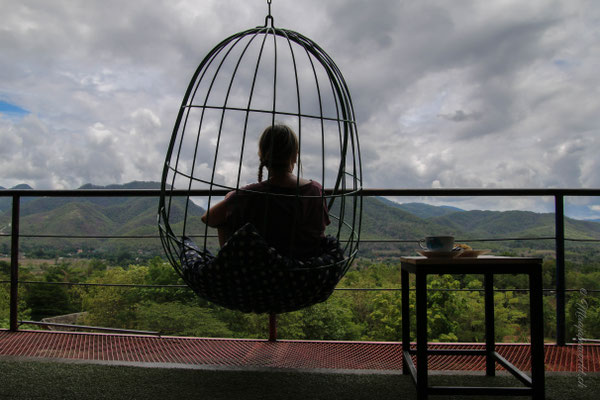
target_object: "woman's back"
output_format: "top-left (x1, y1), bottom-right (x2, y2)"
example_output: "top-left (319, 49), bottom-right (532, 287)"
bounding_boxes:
top-left (224, 180), bottom-right (330, 259)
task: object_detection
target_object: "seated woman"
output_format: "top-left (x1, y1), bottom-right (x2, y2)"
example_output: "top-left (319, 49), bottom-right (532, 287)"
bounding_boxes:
top-left (201, 124), bottom-right (330, 260)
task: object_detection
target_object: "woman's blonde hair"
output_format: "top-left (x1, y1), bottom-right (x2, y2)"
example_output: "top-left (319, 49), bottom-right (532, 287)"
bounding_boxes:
top-left (257, 124), bottom-right (299, 182)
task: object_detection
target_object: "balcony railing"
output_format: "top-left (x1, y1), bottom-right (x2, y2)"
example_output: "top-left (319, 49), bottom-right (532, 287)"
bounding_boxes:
top-left (2, 187), bottom-right (600, 345)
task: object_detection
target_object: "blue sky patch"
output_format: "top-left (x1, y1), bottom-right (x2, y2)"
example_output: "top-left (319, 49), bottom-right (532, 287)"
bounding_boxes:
top-left (0, 100), bottom-right (29, 117)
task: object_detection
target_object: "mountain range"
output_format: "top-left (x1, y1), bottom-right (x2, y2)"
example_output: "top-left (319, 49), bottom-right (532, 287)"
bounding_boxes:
top-left (377, 198), bottom-right (464, 218)
top-left (0, 182), bottom-right (205, 259)
top-left (2, 181), bottom-right (600, 261)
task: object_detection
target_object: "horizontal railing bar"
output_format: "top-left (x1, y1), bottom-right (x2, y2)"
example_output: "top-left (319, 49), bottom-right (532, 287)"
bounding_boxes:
top-left (9, 281), bottom-right (189, 288)
top-left (4, 235), bottom-right (599, 245)
top-left (3, 234), bottom-right (598, 244)
top-left (0, 235), bottom-right (560, 241)
top-left (1, 189), bottom-right (168, 197)
top-left (0, 234), bottom-right (217, 239)
top-left (2, 188), bottom-right (600, 197)
top-left (359, 237), bottom-right (557, 242)
top-left (18, 320), bottom-right (160, 336)
top-left (333, 288), bottom-right (600, 293)
top-left (16, 234), bottom-right (167, 239)
top-left (17, 234), bottom-right (213, 239)
top-left (363, 188), bottom-right (600, 196)
top-left (2, 280), bottom-right (598, 293)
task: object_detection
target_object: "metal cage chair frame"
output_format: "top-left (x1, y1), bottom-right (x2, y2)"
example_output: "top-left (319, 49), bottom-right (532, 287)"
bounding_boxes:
top-left (158, 19), bottom-right (362, 298)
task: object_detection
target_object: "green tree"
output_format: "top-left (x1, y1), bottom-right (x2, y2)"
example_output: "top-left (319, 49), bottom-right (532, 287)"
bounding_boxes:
top-left (80, 265), bottom-right (148, 329)
top-left (86, 259), bottom-right (108, 277)
top-left (0, 260), bottom-right (10, 276)
top-left (492, 290), bottom-right (529, 342)
top-left (277, 294), bottom-right (363, 340)
top-left (567, 291), bottom-right (600, 340)
top-left (0, 283), bottom-right (10, 328)
top-left (141, 257), bottom-right (194, 304)
top-left (453, 280), bottom-right (486, 342)
top-left (340, 262), bottom-right (402, 340)
top-left (24, 265), bottom-right (78, 320)
top-left (426, 275), bottom-right (464, 341)
top-left (135, 301), bottom-right (233, 337)
top-left (0, 284), bottom-right (31, 329)
top-left (214, 309), bottom-right (271, 339)
top-left (366, 291), bottom-right (403, 341)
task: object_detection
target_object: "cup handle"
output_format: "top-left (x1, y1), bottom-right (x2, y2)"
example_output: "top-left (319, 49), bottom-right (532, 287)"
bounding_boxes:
top-left (418, 239), bottom-right (427, 250)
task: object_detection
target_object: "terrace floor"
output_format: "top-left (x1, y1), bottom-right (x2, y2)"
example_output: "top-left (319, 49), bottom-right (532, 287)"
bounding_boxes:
top-left (1, 329), bottom-right (599, 373)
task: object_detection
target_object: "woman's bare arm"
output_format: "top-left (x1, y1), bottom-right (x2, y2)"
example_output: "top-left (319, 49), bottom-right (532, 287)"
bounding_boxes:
top-left (201, 198), bottom-right (228, 227)
top-left (201, 193), bottom-right (236, 247)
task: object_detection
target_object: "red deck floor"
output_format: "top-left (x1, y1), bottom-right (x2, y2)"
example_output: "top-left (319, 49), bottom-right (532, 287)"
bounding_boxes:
top-left (1, 330), bottom-right (599, 372)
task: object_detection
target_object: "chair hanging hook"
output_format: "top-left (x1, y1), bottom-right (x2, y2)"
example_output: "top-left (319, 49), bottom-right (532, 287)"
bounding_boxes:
top-left (265, 0), bottom-right (274, 27)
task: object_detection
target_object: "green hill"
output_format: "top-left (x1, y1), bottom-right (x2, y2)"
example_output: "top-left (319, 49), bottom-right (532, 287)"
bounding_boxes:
top-left (359, 197), bottom-right (460, 239)
top-left (379, 199), bottom-right (463, 219)
top-left (431, 209), bottom-right (600, 240)
top-left (0, 184), bottom-right (34, 213)
top-left (0, 181), bottom-right (206, 259)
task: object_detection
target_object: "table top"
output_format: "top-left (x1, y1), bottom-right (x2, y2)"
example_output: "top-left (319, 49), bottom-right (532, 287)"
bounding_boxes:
top-left (400, 255), bottom-right (542, 265)
top-left (400, 256), bottom-right (543, 274)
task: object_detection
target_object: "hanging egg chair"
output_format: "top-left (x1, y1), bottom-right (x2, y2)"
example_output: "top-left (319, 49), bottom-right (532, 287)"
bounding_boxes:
top-left (158, 7), bottom-right (362, 314)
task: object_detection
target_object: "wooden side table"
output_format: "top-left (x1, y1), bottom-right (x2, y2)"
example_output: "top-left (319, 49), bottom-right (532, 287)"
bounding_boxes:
top-left (400, 256), bottom-right (545, 399)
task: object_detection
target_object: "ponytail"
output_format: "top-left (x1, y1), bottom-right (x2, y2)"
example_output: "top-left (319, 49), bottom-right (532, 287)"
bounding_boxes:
top-left (258, 160), bottom-right (265, 182)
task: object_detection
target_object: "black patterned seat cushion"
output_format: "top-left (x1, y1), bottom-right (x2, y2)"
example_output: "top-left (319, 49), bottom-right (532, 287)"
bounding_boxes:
top-left (179, 223), bottom-right (346, 314)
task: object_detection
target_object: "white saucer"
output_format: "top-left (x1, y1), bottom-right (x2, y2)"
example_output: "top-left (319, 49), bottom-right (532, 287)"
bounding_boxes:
top-left (417, 248), bottom-right (464, 258)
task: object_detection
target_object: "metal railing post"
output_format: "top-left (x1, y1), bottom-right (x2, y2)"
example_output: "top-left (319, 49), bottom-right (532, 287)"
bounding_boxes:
top-left (9, 195), bottom-right (20, 331)
top-left (269, 313), bottom-right (277, 341)
top-left (555, 194), bottom-right (566, 345)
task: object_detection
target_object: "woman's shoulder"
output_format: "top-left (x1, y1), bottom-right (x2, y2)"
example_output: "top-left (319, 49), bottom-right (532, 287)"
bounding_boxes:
top-left (300, 180), bottom-right (324, 194)
top-left (233, 179), bottom-right (323, 194)
top-left (225, 182), bottom-right (268, 199)
top-left (241, 181), bottom-right (269, 191)
top-left (306, 179), bottom-right (322, 188)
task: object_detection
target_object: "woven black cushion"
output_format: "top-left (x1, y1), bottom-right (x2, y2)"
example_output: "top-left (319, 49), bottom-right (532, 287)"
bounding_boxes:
top-left (179, 223), bottom-right (346, 314)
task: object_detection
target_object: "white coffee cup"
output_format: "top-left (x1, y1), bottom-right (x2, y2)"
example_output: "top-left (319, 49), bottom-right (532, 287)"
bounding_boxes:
top-left (419, 236), bottom-right (455, 252)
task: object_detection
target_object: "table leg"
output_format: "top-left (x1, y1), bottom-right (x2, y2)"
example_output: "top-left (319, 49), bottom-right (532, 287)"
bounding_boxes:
top-left (416, 272), bottom-right (428, 400)
top-left (484, 272), bottom-right (496, 376)
top-left (530, 268), bottom-right (546, 400)
top-left (401, 267), bottom-right (410, 375)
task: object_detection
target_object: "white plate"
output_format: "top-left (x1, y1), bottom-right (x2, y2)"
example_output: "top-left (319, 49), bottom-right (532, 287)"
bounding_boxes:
top-left (417, 248), bottom-right (464, 258)
top-left (458, 249), bottom-right (491, 258)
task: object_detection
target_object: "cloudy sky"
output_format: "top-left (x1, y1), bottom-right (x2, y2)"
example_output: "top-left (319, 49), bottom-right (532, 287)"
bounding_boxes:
top-left (1, 0), bottom-right (599, 218)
